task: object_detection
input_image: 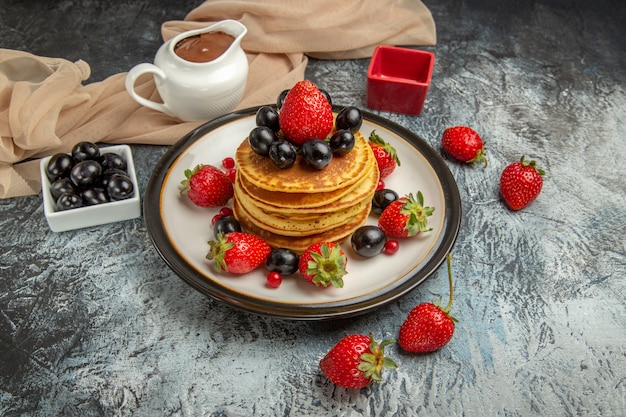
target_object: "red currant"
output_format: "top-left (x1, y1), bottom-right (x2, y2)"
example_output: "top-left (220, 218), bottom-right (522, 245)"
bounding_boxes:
top-left (219, 207), bottom-right (233, 217)
top-left (211, 213), bottom-right (224, 225)
top-left (376, 179), bottom-right (385, 191)
top-left (383, 239), bottom-right (399, 255)
top-left (222, 157), bottom-right (236, 170)
top-left (226, 168), bottom-right (237, 183)
top-left (266, 271), bottom-right (283, 288)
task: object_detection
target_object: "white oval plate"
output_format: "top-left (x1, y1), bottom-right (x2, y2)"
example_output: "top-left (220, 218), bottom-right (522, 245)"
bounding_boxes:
top-left (144, 106), bottom-right (461, 320)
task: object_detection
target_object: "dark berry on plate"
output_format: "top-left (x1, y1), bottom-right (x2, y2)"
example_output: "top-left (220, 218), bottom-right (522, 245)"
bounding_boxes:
top-left (372, 188), bottom-right (399, 215)
top-left (106, 173), bottom-right (134, 200)
top-left (71, 141), bottom-right (100, 162)
top-left (46, 153), bottom-right (73, 182)
top-left (56, 191), bottom-right (83, 211)
top-left (329, 129), bottom-right (355, 156)
top-left (50, 177), bottom-right (76, 200)
top-left (70, 160), bottom-right (102, 187)
top-left (265, 247), bottom-right (299, 276)
top-left (269, 141), bottom-right (297, 169)
top-left (249, 126), bottom-right (279, 156)
top-left (256, 106), bottom-right (280, 132)
top-left (302, 139), bottom-right (332, 170)
top-left (319, 88), bottom-right (332, 106)
top-left (213, 215), bottom-right (242, 238)
top-left (99, 152), bottom-right (127, 172)
top-left (82, 187), bottom-right (109, 206)
top-left (351, 225), bottom-right (387, 258)
top-left (277, 89), bottom-right (289, 109)
top-left (335, 106), bottom-right (363, 132)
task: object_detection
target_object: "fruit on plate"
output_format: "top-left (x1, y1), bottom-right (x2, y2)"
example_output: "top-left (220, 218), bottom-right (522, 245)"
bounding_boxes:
top-left (180, 164), bottom-right (234, 208)
top-left (399, 254), bottom-right (458, 353)
top-left (335, 106), bottom-right (363, 133)
top-left (441, 126), bottom-right (488, 168)
top-left (350, 225), bottom-right (387, 258)
top-left (499, 156), bottom-right (545, 210)
top-left (319, 333), bottom-right (397, 389)
top-left (378, 192), bottom-right (434, 238)
top-left (298, 242), bottom-right (348, 288)
top-left (278, 80), bottom-right (333, 145)
top-left (206, 232), bottom-right (271, 274)
top-left (368, 130), bottom-right (400, 179)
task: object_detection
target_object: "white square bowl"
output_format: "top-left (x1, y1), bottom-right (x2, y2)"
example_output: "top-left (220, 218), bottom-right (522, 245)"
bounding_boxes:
top-left (40, 144), bottom-right (141, 232)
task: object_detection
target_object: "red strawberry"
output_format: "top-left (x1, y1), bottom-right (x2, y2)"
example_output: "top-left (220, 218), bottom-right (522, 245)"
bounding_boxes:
top-left (378, 192), bottom-right (434, 238)
top-left (298, 242), bottom-right (347, 288)
top-left (399, 254), bottom-right (458, 353)
top-left (278, 80), bottom-right (333, 145)
top-left (500, 156), bottom-right (545, 210)
top-left (206, 232), bottom-right (271, 274)
top-left (180, 164), bottom-right (234, 208)
top-left (441, 126), bottom-right (488, 168)
top-left (319, 333), bottom-right (397, 389)
top-left (368, 130), bottom-right (400, 178)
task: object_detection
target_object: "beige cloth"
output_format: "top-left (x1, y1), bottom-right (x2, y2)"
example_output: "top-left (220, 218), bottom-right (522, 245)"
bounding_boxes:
top-left (0, 0), bottom-right (435, 199)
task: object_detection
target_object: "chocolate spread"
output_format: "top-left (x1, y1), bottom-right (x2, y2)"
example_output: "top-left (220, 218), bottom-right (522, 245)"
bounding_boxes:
top-left (174, 31), bottom-right (235, 63)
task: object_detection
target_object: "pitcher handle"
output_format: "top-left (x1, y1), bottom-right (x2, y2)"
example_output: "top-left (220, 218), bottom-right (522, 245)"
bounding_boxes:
top-left (125, 63), bottom-right (174, 117)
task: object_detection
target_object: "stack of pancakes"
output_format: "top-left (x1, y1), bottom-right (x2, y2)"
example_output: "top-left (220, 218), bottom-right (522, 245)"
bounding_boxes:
top-left (233, 131), bottom-right (379, 253)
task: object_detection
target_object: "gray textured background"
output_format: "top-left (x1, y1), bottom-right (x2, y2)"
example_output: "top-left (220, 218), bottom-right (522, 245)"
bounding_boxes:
top-left (1, 0), bottom-right (625, 416)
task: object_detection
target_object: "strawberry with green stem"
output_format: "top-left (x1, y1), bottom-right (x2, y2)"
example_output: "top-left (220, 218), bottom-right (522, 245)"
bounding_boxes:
top-left (298, 242), bottom-right (347, 288)
top-left (207, 232), bottom-right (271, 275)
top-left (320, 333), bottom-right (398, 389)
top-left (399, 253), bottom-right (458, 353)
top-left (180, 164), bottom-right (234, 208)
top-left (441, 126), bottom-right (488, 168)
top-left (500, 156), bottom-right (545, 210)
top-left (368, 130), bottom-right (400, 178)
top-left (378, 191), bottom-right (434, 238)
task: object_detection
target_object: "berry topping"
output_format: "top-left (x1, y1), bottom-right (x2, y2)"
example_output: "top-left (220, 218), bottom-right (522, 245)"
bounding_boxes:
top-left (278, 80), bottom-right (333, 145)
top-left (301, 139), bottom-right (333, 170)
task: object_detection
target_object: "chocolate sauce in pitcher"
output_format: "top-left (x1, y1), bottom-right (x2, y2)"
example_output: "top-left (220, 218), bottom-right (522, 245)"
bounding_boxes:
top-left (174, 31), bottom-right (235, 63)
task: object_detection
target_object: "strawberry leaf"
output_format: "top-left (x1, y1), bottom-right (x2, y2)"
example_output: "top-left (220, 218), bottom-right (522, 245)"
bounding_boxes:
top-left (399, 192), bottom-right (435, 236)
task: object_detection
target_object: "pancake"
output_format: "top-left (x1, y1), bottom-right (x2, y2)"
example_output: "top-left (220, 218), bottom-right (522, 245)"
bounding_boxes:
top-left (236, 161), bottom-right (379, 214)
top-left (235, 193), bottom-right (370, 236)
top-left (235, 131), bottom-right (371, 193)
top-left (232, 126), bottom-right (377, 253)
top-left (233, 198), bottom-right (371, 254)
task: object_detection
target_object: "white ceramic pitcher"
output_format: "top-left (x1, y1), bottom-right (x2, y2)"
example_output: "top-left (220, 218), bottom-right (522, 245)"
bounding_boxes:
top-left (125, 20), bottom-right (248, 122)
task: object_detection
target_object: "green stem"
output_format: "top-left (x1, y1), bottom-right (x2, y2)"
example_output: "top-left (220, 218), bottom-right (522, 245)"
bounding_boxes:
top-left (443, 253), bottom-right (454, 313)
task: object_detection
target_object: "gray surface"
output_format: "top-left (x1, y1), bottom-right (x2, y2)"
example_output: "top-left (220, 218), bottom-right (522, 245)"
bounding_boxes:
top-left (1, 0), bottom-right (625, 416)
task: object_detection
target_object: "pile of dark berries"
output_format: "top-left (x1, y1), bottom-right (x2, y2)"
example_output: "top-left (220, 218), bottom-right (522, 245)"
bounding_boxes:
top-left (46, 142), bottom-right (135, 211)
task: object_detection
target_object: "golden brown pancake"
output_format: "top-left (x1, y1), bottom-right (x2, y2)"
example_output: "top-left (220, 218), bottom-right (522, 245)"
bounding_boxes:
top-left (233, 199), bottom-right (371, 254)
top-left (235, 131), bottom-right (372, 193)
top-left (236, 162), bottom-right (379, 214)
top-left (232, 128), bottom-right (378, 253)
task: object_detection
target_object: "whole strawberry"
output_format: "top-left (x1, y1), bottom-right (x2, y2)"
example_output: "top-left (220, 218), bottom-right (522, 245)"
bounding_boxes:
top-left (500, 156), bottom-right (545, 210)
top-left (180, 164), bottom-right (234, 208)
top-left (441, 126), bottom-right (488, 168)
top-left (320, 333), bottom-right (397, 389)
top-left (399, 254), bottom-right (458, 353)
top-left (278, 80), bottom-right (333, 145)
top-left (207, 232), bottom-right (271, 274)
top-left (298, 242), bottom-right (347, 288)
top-left (378, 192), bottom-right (434, 238)
top-left (368, 130), bottom-right (400, 178)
